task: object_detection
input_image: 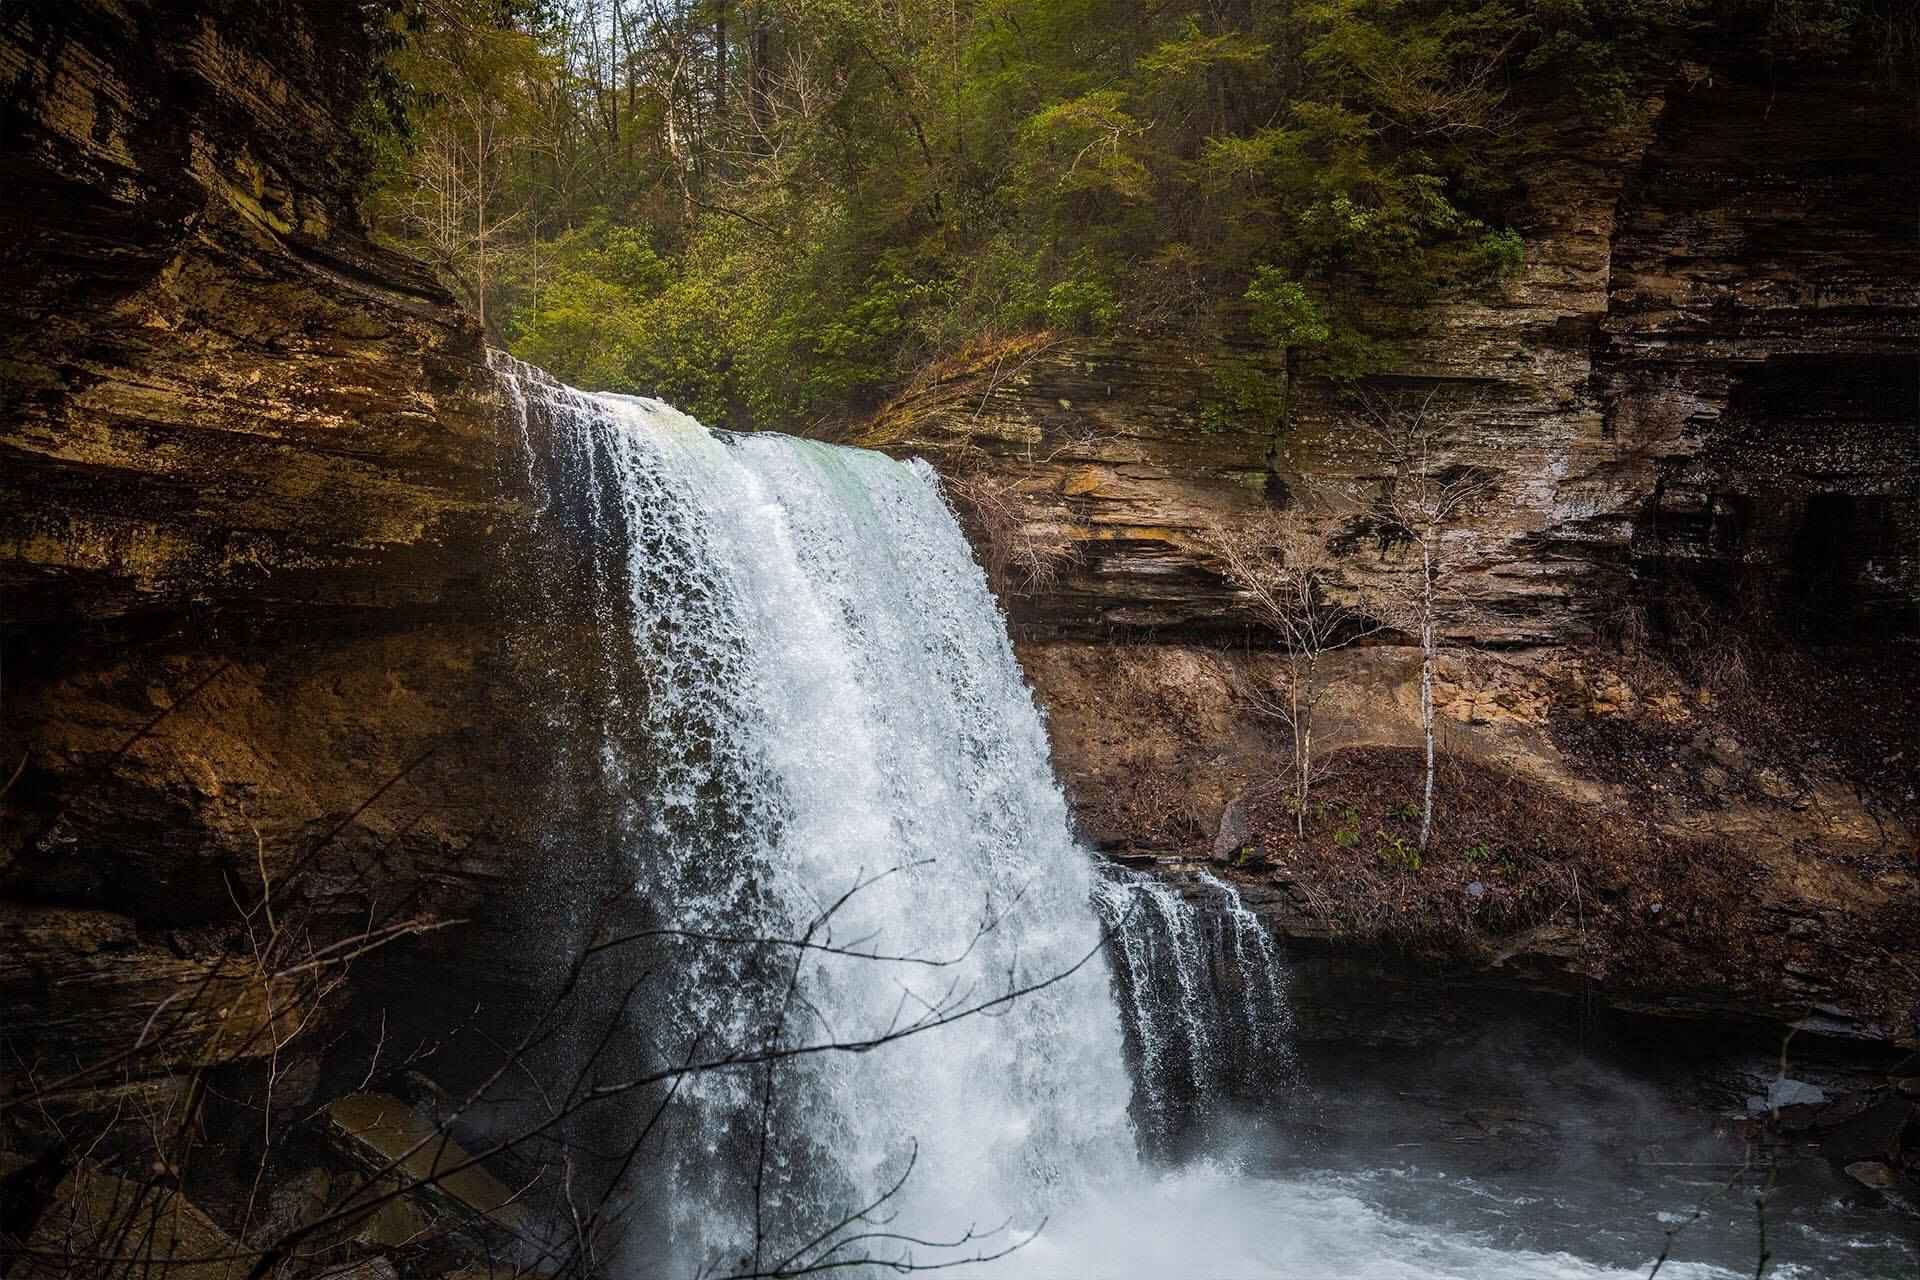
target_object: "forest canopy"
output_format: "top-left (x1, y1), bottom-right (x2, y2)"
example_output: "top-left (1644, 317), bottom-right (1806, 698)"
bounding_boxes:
top-left (356, 0), bottom-right (1915, 429)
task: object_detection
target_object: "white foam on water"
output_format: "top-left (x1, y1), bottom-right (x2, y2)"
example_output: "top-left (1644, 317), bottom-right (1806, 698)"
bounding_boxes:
top-left (947, 1165), bottom-right (1753, 1280)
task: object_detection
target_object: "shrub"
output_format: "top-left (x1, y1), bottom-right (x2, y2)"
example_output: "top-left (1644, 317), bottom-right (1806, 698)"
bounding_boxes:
top-left (1377, 830), bottom-right (1422, 872)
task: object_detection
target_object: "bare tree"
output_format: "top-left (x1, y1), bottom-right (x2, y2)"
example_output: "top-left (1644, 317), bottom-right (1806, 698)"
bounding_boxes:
top-left (1348, 386), bottom-right (1497, 852)
top-left (1, 749), bottom-right (1136, 1280)
top-left (1204, 509), bottom-right (1379, 837)
top-left (371, 14), bottom-right (535, 334)
top-left (942, 465), bottom-right (1085, 600)
top-left (933, 389), bottom-right (1108, 604)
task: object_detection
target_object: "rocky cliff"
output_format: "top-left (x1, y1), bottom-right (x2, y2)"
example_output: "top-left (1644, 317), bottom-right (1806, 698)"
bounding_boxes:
top-left (863, 69), bottom-right (1918, 648)
top-left (0, 0), bottom-right (554, 1186)
top-left (859, 57), bottom-right (1919, 1044)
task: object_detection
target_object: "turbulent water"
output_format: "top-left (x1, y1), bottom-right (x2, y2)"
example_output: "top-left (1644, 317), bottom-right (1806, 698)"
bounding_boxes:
top-left (501, 357), bottom-right (1136, 1273)
top-left (1093, 869), bottom-right (1296, 1149)
top-left (494, 357), bottom-right (1908, 1280)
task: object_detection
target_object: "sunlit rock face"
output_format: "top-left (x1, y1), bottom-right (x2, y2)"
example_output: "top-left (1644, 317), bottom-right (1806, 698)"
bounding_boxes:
top-left (860, 65), bottom-right (1919, 649)
top-left (0, 1), bottom-right (507, 622)
top-left (858, 54), bottom-right (1918, 1036)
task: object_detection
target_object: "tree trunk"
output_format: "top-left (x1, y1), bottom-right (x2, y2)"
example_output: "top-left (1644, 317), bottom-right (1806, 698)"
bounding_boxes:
top-left (473, 116), bottom-right (486, 333)
top-left (1418, 541), bottom-right (1435, 851)
top-left (1296, 718), bottom-right (1310, 838)
top-left (715, 0), bottom-right (728, 116)
top-left (1292, 661), bottom-right (1309, 837)
top-left (1270, 345), bottom-right (1299, 480)
top-left (748, 4), bottom-right (772, 155)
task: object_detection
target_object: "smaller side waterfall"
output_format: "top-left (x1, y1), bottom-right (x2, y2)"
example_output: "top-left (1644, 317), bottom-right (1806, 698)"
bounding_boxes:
top-left (1093, 869), bottom-right (1297, 1151)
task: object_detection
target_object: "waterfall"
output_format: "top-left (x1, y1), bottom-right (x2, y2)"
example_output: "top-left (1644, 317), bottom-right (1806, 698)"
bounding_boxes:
top-left (1093, 870), bottom-right (1296, 1150)
top-left (497, 357), bottom-right (1274, 1272)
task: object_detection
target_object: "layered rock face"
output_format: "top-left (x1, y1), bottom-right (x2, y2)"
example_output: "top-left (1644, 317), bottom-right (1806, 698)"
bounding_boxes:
top-left (0, 1), bottom-right (507, 621)
top-left (861, 60), bottom-right (1919, 1040)
top-left (864, 70), bottom-right (1918, 647)
top-left (1600, 70), bottom-right (1920, 639)
top-left (0, 1), bottom-right (544, 1151)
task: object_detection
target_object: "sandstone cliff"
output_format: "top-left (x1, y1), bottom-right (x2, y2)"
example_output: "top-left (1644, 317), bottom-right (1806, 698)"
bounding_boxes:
top-left (0, 1), bottom-right (547, 1169)
top-left (858, 58), bottom-right (1919, 1042)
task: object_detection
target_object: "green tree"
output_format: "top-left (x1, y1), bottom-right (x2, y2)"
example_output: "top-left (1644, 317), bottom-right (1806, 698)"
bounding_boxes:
top-left (358, 0), bottom-right (1903, 429)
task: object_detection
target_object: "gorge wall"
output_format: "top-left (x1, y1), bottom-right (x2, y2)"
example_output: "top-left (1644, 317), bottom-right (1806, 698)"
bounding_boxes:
top-left (857, 58), bottom-right (1919, 1041)
top-left (0, 0), bottom-right (552, 1162)
top-left (862, 67), bottom-right (1919, 648)
top-left (1, 1), bottom-right (1916, 1249)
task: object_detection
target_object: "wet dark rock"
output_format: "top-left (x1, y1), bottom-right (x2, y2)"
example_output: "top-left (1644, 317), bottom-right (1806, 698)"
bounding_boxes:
top-left (325, 1093), bottom-right (532, 1244)
top-left (250, 1166), bottom-right (332, 1249)
top-left (0, 900), bottom-right (298, 1084)
top-left (12, 1164), bottom-right (244, 1280)
top-left (1811, 1091), bottom-right (1875, 1129)
top-left (1824, 1094), bottom-right (1917, 1167)
top-left (310, 1260), bottom-right (401, 1280)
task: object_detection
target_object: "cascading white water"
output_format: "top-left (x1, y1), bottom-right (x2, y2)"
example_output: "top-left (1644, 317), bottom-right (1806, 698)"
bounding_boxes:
top-left (494, 356), bottom-right (1790, 1280)
top-left (497, 355), bottom-right (1139, 1272)
top-left (1092, 869), bottom-right (1296, 1148)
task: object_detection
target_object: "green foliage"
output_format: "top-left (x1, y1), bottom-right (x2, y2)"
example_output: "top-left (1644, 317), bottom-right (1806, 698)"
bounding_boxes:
top-left (1332, 807), bottom-right (1363, 848)
top-left (360, 0), bottom-right (1894, 428)
top-left (1200, 358), bottom-right (1288, 433)
top-left (511, 268), bottom-right (642, 393)
top-left (1316, 326), bottom-right (1401, 383)
top-left (1014, 90), bottom-right (1154, 205)
top-left (1246, 269), bottom-right (1331, 349)
top-left (1376, 831), bottom-right (1422, 872)
top-left (1043, 276), bottom-right (1122, 335)
top-left (1470, 229), bottom-right (1526, 282)
top-left (1462, 841), bottom-right (1520, 876)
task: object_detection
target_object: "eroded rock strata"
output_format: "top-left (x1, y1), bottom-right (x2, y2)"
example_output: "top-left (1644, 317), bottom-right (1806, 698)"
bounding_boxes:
top-left (858, 57), bottom-right (1919, 1043)
top-left (2, 0), bottom-right (1917, 1259)
top-left (0, 0), bottom-right (545, 1167)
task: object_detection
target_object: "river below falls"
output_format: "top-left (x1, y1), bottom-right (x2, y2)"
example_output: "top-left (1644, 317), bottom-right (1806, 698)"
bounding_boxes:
top-left (940, 1152), bottom-right (1916, 1279)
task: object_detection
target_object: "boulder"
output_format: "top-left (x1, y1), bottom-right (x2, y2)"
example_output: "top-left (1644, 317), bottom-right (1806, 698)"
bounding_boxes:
top-left (0, 902), bottom-right (299, 1084)
top-left (1824, 1094), bottom-right (1916, 1166)
top-left (1844, 1160), bottom-right (1897, 1190)
top-left (1211, 794), bottom-right (1252, 864)
top-left (307, 1261), bottom-right (400, 1280)
top-left (325, 1093), bottom-right (532, 1246)
top-left (14, 1165), bottom-right (247, 1280)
